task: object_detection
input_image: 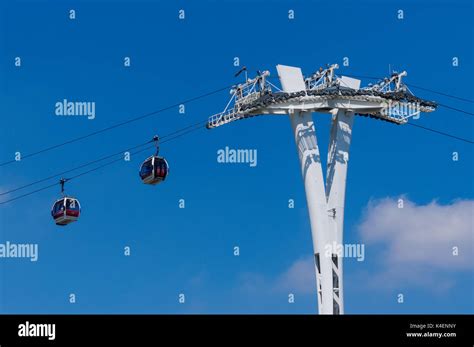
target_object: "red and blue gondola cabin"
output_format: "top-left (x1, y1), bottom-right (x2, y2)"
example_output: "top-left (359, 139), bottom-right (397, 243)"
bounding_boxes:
top-left (139, 156), bottom-right (169, 185)
top-left (51, 197), bottom-right (81, 226)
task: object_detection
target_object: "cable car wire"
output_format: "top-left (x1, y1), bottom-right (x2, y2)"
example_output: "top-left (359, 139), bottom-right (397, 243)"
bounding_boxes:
top-left (0, 85), bottom-right (231, 168)
top-left (0, 141), bottom-right (150, 196)
top-left (0, 181), bottom-right (60, 205)
top-left (0, 123), bottom-right (206, 205)
top-left (406, 122), bottom-right (473, 144)
top-left (0, 120), bottom-right (207, 197)
top-left (66, 147), bottom-right (153, 182)
top-left (346, 74), bottom-right (474, 105)
top-left (345, 73), bottom-right (474, 116)
top-left (434, 103), bottom-right (474, 116)
top-left (405, 84), bottom-right (474, 104)
top-left (0, 146), bottom-right (149, 205)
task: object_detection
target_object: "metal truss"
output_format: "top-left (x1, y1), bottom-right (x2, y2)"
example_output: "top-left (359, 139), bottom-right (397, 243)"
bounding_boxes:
top-left (206, 65), bottom-right (437, 129)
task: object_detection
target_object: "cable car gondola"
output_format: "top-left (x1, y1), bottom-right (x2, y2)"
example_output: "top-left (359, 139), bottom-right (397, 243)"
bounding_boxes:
top-left (139, 135), bottom-right (169, 185)
top-left (51, 179), bottom-right (81, 226)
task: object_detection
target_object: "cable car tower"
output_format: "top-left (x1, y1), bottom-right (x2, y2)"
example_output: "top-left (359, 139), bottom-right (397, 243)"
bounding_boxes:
top-left (207, 64), bottom-right (437, 314)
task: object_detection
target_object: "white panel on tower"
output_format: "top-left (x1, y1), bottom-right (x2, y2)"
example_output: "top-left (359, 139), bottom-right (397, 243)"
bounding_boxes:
top-left (276, 65), bottom-right (306, 92)
top-left (337, 76), bottom-right (361, 90)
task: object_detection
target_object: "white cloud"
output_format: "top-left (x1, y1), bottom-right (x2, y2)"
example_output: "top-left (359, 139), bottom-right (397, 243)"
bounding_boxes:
top-left (274, 256), bottom-right (316, 295)
top-left (359, 197), bottom-right (473, 269)
top-left (357, 197), bottom-right (474, 290)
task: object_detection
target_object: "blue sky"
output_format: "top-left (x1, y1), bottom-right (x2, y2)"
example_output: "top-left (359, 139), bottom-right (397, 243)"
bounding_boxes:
top-left (0, 0), bottom-right (472, 314)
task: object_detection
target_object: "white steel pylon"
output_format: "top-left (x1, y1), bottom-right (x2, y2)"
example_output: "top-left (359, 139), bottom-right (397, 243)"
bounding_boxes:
top-left (206, 63), bottom-right (437, 314)
top-left (279, 65), bottom-right (356, 314)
